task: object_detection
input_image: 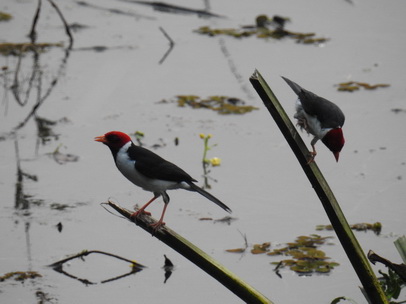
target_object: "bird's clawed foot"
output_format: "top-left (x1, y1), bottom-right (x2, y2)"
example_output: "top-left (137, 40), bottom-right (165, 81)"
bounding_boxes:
top-left (130, 209), bottom-right (166, 234)
top-left (306, 149), bottom-right (317, 165)
top-left (130, 209), bottom-right (151, 219)
top-left (149, 220), bottom-right (166, 232)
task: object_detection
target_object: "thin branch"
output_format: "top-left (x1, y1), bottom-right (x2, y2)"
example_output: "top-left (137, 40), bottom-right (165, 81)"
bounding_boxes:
top-left (47, 0), bottom-right (74, 49)
top-left (158, 26), bottom-right (174, 64)
top-left (29, 0), bottom-right (42, 43)
top-left (49, 249), bottom-right (146, 268)
top-left (49, 249), bottom-right (145, 285)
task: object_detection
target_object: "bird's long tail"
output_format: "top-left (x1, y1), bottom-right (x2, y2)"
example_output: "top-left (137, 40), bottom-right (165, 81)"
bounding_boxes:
top-left (187, 182), bottom-right (232, 213)
top-left (281, 76), bottom-right (303, 95)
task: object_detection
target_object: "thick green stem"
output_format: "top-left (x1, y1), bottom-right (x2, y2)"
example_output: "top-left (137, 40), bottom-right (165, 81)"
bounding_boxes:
top-left (249, 70), bottom-right (388, 304)
top-left (105, 200), bottom-right (273, 304)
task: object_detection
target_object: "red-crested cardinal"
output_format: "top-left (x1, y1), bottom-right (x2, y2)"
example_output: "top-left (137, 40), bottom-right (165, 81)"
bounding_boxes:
top-left (282, 76), bottom-right (345, 162)
top-left (95, 131), bottom-right (231, 231)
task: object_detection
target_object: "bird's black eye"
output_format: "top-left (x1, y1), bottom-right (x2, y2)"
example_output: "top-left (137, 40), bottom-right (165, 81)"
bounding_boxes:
top-left (107, 134), bottom-right (120, 143)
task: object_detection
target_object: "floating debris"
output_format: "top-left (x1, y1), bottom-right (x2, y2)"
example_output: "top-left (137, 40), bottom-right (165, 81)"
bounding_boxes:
top-left (0, 11), bottom-right (12, 21)
top-left (226, 247), bottom-right (246, 253)
top-left (163, 254), bottom-right (174, 283)
top-left (195, 15), bottom-right (329, 45)
top-left (248, 14), bottom-right (290, 30)
top-left (0, 271), bottom-right (42, 282)
top-left (199, 217), bottom-right (213, 221)
top-left (35, 116), bottom-right (60, 145)
top-left (161, 95), bottom-right (258, 115)
top-left (75, 1), bottom-right (155, 20)
top-left (132, 131), bottom-right (145, 146)
top-left (213, 216), bottom-right (238, 225)
top-left (35, 290), bottom-right (54, 303)
top-left (56, 222), bottom-right (63, 232)
top-left (50, 203), bottom-right (72, 211)
top-left (391, 108), bottom-right (406, 114)
top-left (129, 131), bottom-right (166, 150)
top-left (316, 222), bottom-right (382, 235)
top-left (68, 22), bottom-right (90, 32)
top-left (0, 42), bottom-right (64, 56)
top-left (336, 81), bottom-right (390, 92)
top-left (266, 235), bottom-right (339, 274)
top-left (225, 231), bottom-right (248, 253)
top-left (251, 242), bottom-right (271, 254)
top-left (120, 0), bottom-right (224, 18)
top-left (48, 144), bottom-right (79, 165)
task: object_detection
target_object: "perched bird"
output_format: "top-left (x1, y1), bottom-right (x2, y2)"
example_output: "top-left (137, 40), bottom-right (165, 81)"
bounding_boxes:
top-left (95, 131), bottom-right (231, 231)
top-left (282, 76), bottom-right (345, 162)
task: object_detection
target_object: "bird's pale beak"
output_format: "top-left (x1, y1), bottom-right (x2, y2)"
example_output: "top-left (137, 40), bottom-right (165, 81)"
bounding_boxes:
top-left (334, 151), bottom-right (340, 162)
top-left (94, 135), bottom-right (107, 143)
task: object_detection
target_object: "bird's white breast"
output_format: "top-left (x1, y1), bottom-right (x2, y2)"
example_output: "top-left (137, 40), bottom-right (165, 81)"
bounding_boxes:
top-left (294, 99), bottom-right (329, 139)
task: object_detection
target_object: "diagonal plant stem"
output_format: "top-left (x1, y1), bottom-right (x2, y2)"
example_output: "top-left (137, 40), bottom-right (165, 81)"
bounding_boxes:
top-left (249, 69), bottom-right (388, 304)
top-left (104, 200), bottom-right (274, 304)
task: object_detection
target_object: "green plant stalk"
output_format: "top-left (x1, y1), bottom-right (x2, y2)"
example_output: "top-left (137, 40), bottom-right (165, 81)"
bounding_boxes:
top-left (202, 136), bottom-right (209, 164)
top-left (249, 70), bottom-right (388, 304)
top-left (394, 236), bottom-right (406, 264)
top-left (106, 200), bottom-right (273, 304)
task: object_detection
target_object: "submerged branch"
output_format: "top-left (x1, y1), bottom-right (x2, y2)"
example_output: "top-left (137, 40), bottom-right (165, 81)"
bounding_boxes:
top-left (158, 26), bottom-right (174, 64)
top-left (49, 249), bottom-right (145, 285)
top-left (48, 0), bottom-right (74, 49)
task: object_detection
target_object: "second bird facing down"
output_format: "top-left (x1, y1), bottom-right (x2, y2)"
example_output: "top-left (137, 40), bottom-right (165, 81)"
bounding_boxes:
top-left (282, 76), bottom-right (345, 162)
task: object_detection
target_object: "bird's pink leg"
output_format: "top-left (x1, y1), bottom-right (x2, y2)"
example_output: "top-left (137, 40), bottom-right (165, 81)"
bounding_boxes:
top-left (307, 145), bottom-right (317, 164)
top-left (130, 196), bottom-right (157, 218)
top-left (149, 203), bottom-right (169, 231)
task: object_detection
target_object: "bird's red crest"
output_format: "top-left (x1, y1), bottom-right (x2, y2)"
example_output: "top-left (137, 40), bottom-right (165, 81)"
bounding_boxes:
top-left (95, 131), bottom-right (132, 149)
top-left (105, 131), bottom-right (131, 143)
top-left (322, 128), bottom-right (345, 153)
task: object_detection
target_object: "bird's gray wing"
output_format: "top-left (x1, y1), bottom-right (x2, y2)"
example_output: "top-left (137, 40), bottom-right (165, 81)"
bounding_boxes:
top-left (282, 76), bottom-right (345, 128)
